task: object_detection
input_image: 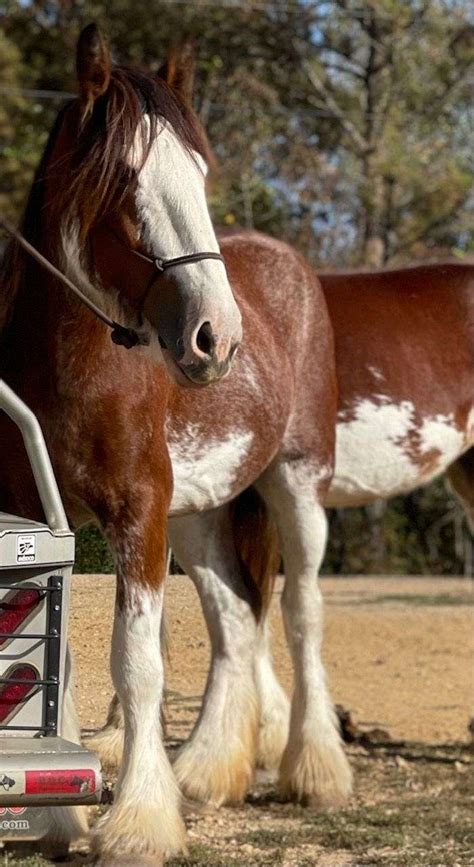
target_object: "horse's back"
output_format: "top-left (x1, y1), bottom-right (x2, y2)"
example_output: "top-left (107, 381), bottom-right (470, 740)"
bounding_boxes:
top-left (321, 262), bottom-right (474, 506)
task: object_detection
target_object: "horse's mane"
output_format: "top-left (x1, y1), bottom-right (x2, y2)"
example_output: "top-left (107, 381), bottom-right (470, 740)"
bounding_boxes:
top-left (1, 65), bottom-right (209, 331)
top-left (0, 106), bottom-right (69, 332)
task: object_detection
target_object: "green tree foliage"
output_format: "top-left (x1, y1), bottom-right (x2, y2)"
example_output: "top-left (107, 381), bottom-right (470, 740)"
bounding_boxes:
top-left (1, 0), bottom-right (473, 574)
top-left (323, 480), bottom-right (472, 575)
top-left (0, 30), bottom-right (46, 220)
top-left (74, 525), bottom-right (114, 574)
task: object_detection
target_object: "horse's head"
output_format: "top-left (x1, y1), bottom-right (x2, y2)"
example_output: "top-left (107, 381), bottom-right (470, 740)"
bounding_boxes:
top-left (46, 25), bottom-right (241, 386)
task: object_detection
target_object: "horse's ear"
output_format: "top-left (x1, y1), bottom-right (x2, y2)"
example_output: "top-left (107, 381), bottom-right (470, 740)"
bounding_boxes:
top-left (76, 24), bottom-right (111, 111)
top-left (158, 41), bottom-right (196, 105)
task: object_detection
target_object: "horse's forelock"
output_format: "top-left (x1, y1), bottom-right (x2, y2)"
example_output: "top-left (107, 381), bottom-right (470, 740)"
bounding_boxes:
top-left (16, 66), bottom-right (209, 250)
top-left (67, 66), bottom-right (210, 242)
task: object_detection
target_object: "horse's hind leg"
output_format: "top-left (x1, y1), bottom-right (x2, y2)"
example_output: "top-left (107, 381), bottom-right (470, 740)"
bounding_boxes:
top-left (169, 506), bottom-right (260, 806)
top-left (86, 691), bottom-right (124, 772)
top-left (447, 448), bottom-right (474, 532)
top-left (257, 458), bottom-right (352, 807)
top-left (254, 614), bottom-right (290, 773)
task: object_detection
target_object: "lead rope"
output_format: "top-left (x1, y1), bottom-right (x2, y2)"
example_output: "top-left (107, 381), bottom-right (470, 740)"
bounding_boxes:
top-left (0, 216), bottom-right (146, 349)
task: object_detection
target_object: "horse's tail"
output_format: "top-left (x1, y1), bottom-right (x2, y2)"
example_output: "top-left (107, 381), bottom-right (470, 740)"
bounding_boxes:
top-left (228, 486), bottom-right (280, 620)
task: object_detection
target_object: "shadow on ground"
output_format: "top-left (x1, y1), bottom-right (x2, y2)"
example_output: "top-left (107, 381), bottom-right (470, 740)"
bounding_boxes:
top-left (1, 737), bottom-right (472, 867)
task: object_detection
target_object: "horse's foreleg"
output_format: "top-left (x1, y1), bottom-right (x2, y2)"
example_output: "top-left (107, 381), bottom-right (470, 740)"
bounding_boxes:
top-left (92, 490), bottom-right (186, 865)
top-left (169, 507), bottom-right (260, 806)
top-left (88, 548), bottom-right (172, 772)
top-left (257, 459), bottom-right (352, 807)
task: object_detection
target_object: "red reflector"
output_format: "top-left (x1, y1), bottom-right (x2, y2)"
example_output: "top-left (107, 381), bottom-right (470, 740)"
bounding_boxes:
top-left (0, 664), bottom-right (38, 723)
top-left (25, 769), bottom-right (96, 796)
top-left (0, 589), bottom-right (43, 647)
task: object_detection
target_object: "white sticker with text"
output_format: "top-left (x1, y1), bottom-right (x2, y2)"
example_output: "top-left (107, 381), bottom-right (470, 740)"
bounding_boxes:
top-left (16, 535), bottom-right (36, 563)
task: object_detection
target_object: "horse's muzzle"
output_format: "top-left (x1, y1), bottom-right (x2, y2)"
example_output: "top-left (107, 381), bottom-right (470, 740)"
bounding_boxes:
top-left (179, 355), bottom-right (234, 386)
top-left (144, 275), bottom-right (242, 386)
top-left (161, 343), bottom-right (237, 388)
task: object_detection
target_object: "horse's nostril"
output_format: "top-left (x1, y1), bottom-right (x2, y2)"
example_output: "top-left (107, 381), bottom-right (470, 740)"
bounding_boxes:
top-left (196, 321), bottom-right (215, 357)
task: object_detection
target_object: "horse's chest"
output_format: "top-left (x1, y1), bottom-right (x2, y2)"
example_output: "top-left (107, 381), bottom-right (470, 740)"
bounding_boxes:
top-left (327, 399), bottom-right (474, 507)
top-left (168, 426), bottom-right (256, 515)
top-left (167, 348), bottom-right (291, 516)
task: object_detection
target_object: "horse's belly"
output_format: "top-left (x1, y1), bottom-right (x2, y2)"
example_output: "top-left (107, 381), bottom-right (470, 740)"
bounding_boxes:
top-left (327, 399), bottom-right (474, 508)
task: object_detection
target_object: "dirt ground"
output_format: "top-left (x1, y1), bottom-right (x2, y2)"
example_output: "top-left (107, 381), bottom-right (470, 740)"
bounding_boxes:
top-left (71, 574), bottom-right (473, 745)
top-left (3, 575), bottom-right (474, 866)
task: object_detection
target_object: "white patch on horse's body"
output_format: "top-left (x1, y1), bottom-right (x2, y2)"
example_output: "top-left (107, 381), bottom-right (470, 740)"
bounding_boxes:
top-left (328, 398), bottom-right (473, 507)
top-left (467, 407), bottom-right (474, 438)
top-left (168, 423), bottom-right (254, 515)
top-left (419, 413), bottom-right (466, 456)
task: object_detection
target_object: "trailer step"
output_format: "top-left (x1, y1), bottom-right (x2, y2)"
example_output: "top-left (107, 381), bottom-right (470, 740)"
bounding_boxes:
top-left (0, 737), bottom-right (101, 807)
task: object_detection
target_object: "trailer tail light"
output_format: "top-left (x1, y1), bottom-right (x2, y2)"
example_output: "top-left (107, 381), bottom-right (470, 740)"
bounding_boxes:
top-left (25, 769), bottom-right (96, 796)
top-left (0, 665), bottom-right (39, 724)
top-left (0, 589), bottom-right (43, 647)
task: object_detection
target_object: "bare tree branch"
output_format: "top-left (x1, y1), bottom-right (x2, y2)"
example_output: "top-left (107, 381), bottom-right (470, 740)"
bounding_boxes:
top-left (429, 63), bottom-right (474, 114)
top-left (297, 52), bottom-right (369, 155)
top-left (323, 61), bottom-right (367, 81)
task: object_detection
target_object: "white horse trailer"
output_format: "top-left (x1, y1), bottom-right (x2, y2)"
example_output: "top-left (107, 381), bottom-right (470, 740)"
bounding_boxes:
top-left (0, 380), bottom-right (101, 848)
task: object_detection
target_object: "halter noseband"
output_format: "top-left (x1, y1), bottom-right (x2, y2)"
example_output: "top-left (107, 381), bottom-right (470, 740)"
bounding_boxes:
top-left (105, 228), bottom-right (226, 347)
top-left (125, 245), bottom-right (225, 274)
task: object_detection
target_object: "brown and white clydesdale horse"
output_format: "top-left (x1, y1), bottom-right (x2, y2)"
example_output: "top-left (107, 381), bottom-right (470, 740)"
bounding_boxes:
top-left (0, 24), bottom-right (247, 863)
top-left (0, 25), bottom-right (342, 864)
top-left (94, 259), bottom-right (474, 812)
